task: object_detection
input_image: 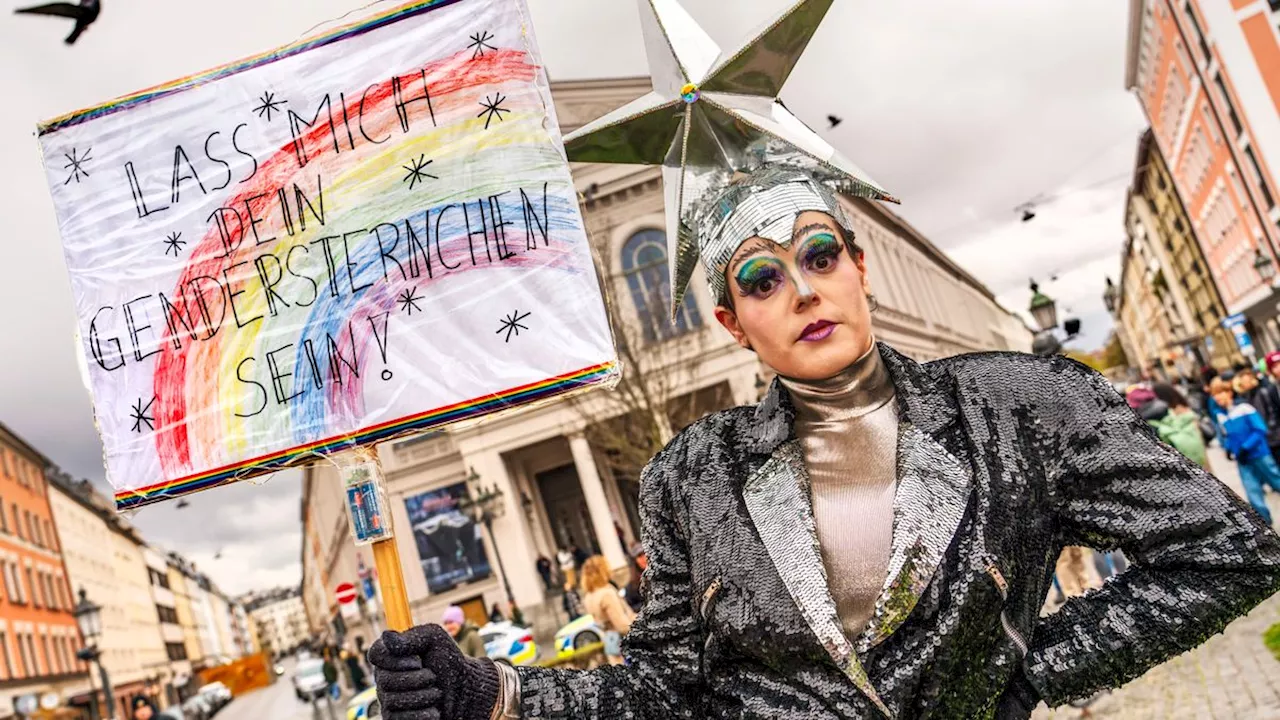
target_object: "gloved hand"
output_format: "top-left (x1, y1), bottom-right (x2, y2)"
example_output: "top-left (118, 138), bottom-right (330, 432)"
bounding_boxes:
top-left (368, 624), bottom-right (499, 720)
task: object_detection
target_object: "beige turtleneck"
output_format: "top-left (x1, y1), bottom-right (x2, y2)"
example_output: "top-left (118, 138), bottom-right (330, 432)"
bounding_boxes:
top-left (780, 342), bottom-right (898, 639)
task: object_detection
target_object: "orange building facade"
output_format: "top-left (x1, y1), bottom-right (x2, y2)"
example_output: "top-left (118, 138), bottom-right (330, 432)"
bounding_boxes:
top-left (1126, 0), bottom-right (1280, 352)
top-left (0, 423), bottom-right (87, 718)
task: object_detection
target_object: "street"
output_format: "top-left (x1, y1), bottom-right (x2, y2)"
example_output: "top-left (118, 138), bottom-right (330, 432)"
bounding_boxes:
top-left (219, 658), bottom-right (357, 720)
top-left (1033, 446), bottom-right (1280, 719)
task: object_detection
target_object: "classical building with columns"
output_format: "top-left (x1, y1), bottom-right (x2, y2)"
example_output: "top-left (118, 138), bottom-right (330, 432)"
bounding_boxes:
top-left (300, 78), bottom-right (1032, 640)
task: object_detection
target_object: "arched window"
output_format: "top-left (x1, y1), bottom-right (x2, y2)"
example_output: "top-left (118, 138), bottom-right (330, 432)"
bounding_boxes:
top-left (622, 230), bottom-right (702, 341)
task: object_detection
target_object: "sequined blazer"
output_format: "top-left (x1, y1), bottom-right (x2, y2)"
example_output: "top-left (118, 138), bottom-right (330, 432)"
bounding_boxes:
top-left (517, 346), bottom-right (1280, 718)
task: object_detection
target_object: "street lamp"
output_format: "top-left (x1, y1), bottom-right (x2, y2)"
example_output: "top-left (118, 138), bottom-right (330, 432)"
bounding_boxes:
top-left (1102, 277), bottom-right (1119, 315)
top-left (73, 588), bottom-right (115, 720)
top-left (1254, 248), bottom-right (1277, 283)
top-left (456, 469), bottom-right (517, 613)
top-left (1028, 280), bottom-right (1059, 332)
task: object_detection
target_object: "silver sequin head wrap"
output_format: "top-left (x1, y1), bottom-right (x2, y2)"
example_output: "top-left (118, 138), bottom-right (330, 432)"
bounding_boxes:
top-left (697, 166), bottom-right (856, 304)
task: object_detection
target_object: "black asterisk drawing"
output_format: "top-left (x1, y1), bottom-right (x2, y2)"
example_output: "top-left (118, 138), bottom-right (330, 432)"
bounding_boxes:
top-left (253, 91), bottom-right (287, 122)
top-left (63, 147), bottom-right (91, 185)
top-left (130, 396), bottom-right (155, 433)
top-left (468, 30), bottom-right (496, 59)
top-left (401, 154), bottom-right (437, 190)
top-left (163, 231), bottom-right (186, 257)
top-left (478, 94), bottom-right (511, 129)
top-left (398, 287), bottom-right (423, 315)
top-left (497, 310), bottom-right (531, 343)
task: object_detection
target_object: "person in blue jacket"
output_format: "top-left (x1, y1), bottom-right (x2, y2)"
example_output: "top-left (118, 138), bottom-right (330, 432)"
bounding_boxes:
top-left (1212, 377), bottom-right (1280, 525)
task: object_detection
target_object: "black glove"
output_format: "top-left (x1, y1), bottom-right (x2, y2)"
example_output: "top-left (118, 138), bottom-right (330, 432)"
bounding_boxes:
top-left (368, 624), bottom-right (499, 720)
top-left (993, 668), bottom-right (1039, 720)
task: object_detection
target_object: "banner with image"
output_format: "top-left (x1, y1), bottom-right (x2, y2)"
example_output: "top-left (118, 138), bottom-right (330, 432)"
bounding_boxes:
top-left (36, 0), bottom-right (616, 509)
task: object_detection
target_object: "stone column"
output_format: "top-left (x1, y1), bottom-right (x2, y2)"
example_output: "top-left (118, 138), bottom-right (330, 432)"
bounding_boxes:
top-left (567, 433), bottom-right (628, 571)
top-left (468, 450), bottom-right (543, 610)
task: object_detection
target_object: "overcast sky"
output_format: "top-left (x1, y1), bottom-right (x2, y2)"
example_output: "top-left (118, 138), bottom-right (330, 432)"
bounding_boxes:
top-left (0, 0), bottom-right (1144, 595)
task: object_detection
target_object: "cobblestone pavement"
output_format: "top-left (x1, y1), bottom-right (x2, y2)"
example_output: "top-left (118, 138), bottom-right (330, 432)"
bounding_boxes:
top-left (1031, 446), bottom-right (1280, 720)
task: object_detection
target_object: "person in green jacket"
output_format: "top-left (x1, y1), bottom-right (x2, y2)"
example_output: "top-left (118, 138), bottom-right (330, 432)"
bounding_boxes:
top-left (1145, 383), bottom-right (1210, 468)
top-left (441, 605), bottom-right (487, 659)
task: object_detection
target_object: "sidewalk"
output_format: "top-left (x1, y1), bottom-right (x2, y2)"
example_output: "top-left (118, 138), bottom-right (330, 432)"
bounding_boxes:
top-left (1031, 446), bottom-right (1280, 719)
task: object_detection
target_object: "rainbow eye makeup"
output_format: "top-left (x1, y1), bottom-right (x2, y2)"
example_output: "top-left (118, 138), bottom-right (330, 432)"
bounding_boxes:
top-left (735, 257), bottom-right (785, 297)
top-left (799, 232), bottom-right (843, 272)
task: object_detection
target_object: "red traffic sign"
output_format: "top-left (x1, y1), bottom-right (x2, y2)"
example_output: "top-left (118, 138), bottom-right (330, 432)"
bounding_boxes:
top-left (335, 583), bottom-right (358, 605)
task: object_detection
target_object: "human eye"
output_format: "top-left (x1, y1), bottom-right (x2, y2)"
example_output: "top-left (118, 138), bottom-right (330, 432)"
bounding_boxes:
top-left (801, 233), bottom-right (843, 273)
top-left (736, 260), bottom-right (785, 299)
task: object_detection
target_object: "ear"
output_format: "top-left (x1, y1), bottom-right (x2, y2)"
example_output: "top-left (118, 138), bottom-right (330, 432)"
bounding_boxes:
top-left (854, 249), bottom-right (871, 295)
top-left (715, 306), bottom-right (751, 350)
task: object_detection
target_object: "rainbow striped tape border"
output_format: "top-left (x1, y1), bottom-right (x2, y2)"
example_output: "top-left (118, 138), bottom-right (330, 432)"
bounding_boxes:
top-left (114, 362), bottom-right (617, 510)
top-left (39, 0), bottom-right (466, 135)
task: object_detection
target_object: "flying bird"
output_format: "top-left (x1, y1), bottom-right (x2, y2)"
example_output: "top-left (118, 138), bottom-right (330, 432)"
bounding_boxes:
top-left (826, 114), bottom-right (843, 130)
top-left (14, 0), bottom-right (100, 45)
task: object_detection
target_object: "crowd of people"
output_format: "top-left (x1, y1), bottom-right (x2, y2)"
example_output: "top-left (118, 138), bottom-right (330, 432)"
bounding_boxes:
top-left (1124, 351), bottom-right (1280, 525)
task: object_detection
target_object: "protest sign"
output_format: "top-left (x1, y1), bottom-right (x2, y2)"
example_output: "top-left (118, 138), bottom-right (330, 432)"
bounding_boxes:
top-left (37, 0), bottom-right (617, 510)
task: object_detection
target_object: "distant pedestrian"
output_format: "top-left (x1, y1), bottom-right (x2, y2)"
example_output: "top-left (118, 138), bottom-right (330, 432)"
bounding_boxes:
top-left (131, 696), bottom-right (158, 720)
top-left (561, 582), bottom-right (585, 621)
top-left (571, 545), bottom-right (589, 569)
top-left (536, 555), bottom-right (553, 589)
top-left (321, 648), bottom-right (340, 700)
top-left (489, 603), bottom-right (505, 624)
top-left (581, 555), bottom-right (636, 665)
top-left (1212, 377), bottom-right (1280, 525)
top-left (441, 605), bottom-right (486, 658)
top-left (557, 548), bottom-right (575, 589)
top-left (342, 644), bottom-right (369, 692)
top-left (1144, 383), bottom-right (1209, 468)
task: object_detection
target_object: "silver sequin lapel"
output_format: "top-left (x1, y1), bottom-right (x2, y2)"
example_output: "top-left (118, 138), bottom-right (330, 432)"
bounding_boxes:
top-left (857, 421), bottom-right (974, 652)
top-left (743, 441), bottom-right (893, 717)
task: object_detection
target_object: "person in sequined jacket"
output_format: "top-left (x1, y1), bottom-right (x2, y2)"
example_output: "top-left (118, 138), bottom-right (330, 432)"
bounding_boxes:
top-left (365, 169), bottom-right (1280, 720)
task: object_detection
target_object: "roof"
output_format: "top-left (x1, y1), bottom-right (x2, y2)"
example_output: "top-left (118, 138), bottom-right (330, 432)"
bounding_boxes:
top-left (0, 421), bottom-right (53, 468)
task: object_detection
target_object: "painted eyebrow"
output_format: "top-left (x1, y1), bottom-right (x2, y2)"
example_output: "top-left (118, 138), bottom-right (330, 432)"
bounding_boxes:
top-left (728, 240), bottom-right (779, 274)
top-left (793, 223), bottom-right (837, 243)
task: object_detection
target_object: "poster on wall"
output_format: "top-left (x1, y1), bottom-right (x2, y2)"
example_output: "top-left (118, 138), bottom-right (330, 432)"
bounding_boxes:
top-left (35, 0), bottom-right (617, 511)
top-left (405, 483), bottom-right (492, 594)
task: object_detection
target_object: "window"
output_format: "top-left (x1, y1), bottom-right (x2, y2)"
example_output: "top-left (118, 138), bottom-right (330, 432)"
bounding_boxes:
top-left (23, 513), bottom-right (33, 546)
top-left (27, 635), bottom-right (40, 676)
top-left (30, 520), bottom-right (41, 549)
top-left (0, 632), bottom-right (11, 680)
top-left (11, 507), bottom-right (19, 540)
top-left (0, 450), bottom-right (10, 481)
top-left (156, 605), bottom-right (179, 625)
top-left (1185, 1), bottom-right (1211, 61)
top-left (166, 642), bottom-right (188, 661)
top-left (1215, 73), bottom-right (1244, 136)
top-left (2, 563), bottom-right (15, 604)
top-left (26, 569), bottom-right (38, 609)
top-left (14, 633), bottom-right (27, 678)
top-left (42, 522), bottom-right (55, 551)
top-left (53, 577), bottom-right (66, 610)
top-left (621, 229), bottom-right (703, 342)
top-left (1245, 146), bottom-right (1276, 209)
top-left (56, 637), bottom-right (70, 673)
top-left (41, 634), bottom-right (53, 675)
top-left (40, 574), bottom-right (51, 610)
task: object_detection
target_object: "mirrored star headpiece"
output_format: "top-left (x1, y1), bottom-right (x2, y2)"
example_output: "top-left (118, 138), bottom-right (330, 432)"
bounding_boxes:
top-left (565, 0), bottom-right (898, 318)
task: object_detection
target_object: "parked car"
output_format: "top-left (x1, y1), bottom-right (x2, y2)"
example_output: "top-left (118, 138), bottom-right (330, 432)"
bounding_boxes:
top-left (293, 657), bottom-right (329, 702)
top-left (553, 614), bottom-right (603, 658)
top-left (346, 686), bottom-right (381, 720)
top-left (479, 621), bottom-right (538, 665)
top-left (198, 682), bottom-right (231, 710)
top-left (180, 695), bottom-right (212, 720)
